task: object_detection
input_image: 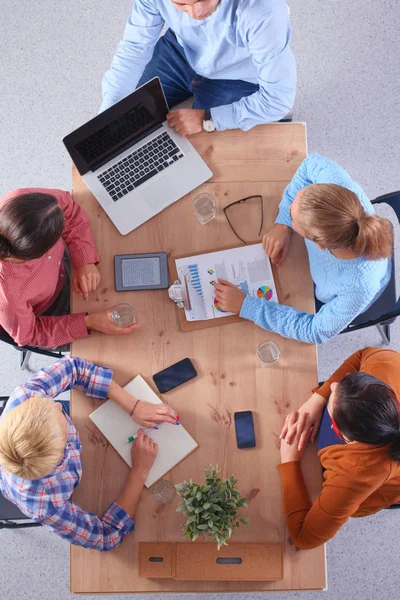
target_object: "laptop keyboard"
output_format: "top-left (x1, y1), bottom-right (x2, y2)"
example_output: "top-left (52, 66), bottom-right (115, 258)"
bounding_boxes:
top-left (97, 131), bottom-right (184, 202)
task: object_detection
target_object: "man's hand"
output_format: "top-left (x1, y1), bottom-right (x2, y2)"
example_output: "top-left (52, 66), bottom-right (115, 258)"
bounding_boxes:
top-left (72, 264), bottom-right (101, 301)
top-left (280, 412), bottom-right (311, 463)
top-left (280, 392), bottom-right (326, 448)
top-left (166, 109), bottom-right (205, 137)
top-left (85, 308), bottom-right (139, 336)
top-left (133, 400), bottom-right (179, 428)
top-left (214, 279), bottom-right (246, 313)
top-left (130, 429), bottom-right (158, 479)
top-left (263, 224), bottom-right (292, 267)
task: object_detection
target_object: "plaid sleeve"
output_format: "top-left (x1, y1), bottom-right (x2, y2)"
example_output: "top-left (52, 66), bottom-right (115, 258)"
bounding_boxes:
top-left (41, 500), bottom-right (135, 551)
top-left (5, 356), bottom-right (113, 415)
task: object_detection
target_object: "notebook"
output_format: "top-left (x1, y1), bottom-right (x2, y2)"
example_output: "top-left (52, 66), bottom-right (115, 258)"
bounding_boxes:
top-left (175, 243), bottom-right (279, 322)
top-left (89, 375), bottom-right (198, 487)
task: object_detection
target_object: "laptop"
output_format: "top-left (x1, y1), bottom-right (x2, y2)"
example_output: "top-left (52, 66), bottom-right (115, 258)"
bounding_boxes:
top-left (63, 78), bottom-right (213, 235)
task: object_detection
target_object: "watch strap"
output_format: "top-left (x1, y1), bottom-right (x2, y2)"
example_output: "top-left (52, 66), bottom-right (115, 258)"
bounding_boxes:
top-left (204, 108), bottom-right (212, 122)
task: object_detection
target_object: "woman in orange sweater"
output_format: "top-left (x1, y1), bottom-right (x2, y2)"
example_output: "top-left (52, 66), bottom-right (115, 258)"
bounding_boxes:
top-left (278, 347), bottom-right (400, 550)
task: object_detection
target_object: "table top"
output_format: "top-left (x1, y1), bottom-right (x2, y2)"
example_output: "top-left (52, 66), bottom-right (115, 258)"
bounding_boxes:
top-left (70, 123), bottom-right (326, 594)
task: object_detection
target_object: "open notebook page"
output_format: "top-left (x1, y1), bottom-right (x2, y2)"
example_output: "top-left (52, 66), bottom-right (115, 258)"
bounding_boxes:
top-left (89, 375), bottom-right (198, 487)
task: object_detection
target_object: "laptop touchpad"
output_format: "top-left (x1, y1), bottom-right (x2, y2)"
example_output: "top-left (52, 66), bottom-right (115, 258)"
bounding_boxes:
top-left (142, 181), bottom-right (180, 209)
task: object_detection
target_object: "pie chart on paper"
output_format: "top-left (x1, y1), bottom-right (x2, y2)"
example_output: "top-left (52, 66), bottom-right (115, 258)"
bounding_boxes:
top-left (257, 285), bottom-right (273, 301)
top-left (214, 298), bottom-right (226, 312)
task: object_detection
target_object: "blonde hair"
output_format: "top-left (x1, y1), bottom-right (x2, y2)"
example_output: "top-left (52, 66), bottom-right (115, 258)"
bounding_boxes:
top-left (0, 398), bottom-right (66, 479)
top-left (297, 184), bottom-right (393, 260)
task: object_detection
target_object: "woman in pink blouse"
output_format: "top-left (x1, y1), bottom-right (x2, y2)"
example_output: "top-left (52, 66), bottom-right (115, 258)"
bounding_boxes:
top-left (0, 188), bottom-right (137, 348)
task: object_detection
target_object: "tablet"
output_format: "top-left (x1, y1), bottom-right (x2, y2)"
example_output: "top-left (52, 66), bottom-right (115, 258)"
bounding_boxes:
top-left (114, 253), bottom-right (169, 291)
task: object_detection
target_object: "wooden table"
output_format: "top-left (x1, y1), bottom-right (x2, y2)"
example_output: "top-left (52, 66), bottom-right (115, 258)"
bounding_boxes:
top-left (70, 123), bottom-right (326, 594)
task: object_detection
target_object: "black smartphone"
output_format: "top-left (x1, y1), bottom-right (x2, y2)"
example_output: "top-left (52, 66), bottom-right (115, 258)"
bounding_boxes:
top-left (153, 358), bottom-right (197, 393)
top-left (234, 411), bottom-right (256, 449)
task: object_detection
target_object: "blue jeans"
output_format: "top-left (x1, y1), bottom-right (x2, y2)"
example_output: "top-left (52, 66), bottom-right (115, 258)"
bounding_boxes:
top-left (137, 29), bottom-right (259, 110)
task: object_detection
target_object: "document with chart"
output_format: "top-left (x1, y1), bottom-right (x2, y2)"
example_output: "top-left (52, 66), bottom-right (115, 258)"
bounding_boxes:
top-left (175, 243), bottom-right (279, 322)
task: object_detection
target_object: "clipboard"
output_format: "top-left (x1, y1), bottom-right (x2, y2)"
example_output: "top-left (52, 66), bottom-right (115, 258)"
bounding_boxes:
top-left (168, 243), bottom-right (278, 333)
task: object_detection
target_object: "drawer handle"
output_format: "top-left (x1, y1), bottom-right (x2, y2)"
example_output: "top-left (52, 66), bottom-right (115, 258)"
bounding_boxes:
top-left (216, 557), bottom-right (243, 565)
top-left (149, 557), bottom-right (164, 563)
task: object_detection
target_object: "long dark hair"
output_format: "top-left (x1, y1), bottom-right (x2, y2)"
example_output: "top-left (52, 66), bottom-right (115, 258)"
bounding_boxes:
top-left (333, 372), bottom-right (400, 461)
top-left (0, 193), bottom-right (64, 260)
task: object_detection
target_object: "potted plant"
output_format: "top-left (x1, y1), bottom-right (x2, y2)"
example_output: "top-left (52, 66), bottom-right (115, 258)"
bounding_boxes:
top-left (175, 465), bottom-right (248, 550)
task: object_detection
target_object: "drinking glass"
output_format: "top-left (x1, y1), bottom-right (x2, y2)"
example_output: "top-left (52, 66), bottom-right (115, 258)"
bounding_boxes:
top-left (111, 303), bottom-right (136, 327)
top-left (152, 479), bottom-right (176, 504)
top-left (257, 340), bottom-right (280, 366)
top-left (193, 193), bottom-right (216, 224)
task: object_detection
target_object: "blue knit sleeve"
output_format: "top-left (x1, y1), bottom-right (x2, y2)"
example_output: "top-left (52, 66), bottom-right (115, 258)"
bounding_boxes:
top-left (275, 154), bottom-right (359, 227)
top-left (239, 289), bottom-right (373, 345)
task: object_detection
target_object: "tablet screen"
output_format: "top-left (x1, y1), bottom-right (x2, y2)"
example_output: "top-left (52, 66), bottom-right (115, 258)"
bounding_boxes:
top-left (121, 257), bottom-right (161, 287)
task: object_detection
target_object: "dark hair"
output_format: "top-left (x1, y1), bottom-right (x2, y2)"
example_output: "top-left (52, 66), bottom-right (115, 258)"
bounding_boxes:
top-left (0, 193), bottom-right (64, 260)
top-left (333, 372), bottom-right (400, 461)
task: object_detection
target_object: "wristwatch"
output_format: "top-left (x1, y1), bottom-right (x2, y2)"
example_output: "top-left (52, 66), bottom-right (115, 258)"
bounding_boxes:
top-left (203, 109), bottom-right (216, 133)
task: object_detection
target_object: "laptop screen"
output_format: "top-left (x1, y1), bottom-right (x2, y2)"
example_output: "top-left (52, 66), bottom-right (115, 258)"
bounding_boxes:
top-left (63, 78), bottom-right (169, 175)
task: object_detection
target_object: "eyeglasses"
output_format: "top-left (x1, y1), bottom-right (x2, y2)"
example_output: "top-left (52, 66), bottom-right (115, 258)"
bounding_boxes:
top-left (329, 414), bottom-right (345, 441)
top-left (329, 414), bottom-right (352, 444)
top-left (223, 195), bottom-right (264, 245)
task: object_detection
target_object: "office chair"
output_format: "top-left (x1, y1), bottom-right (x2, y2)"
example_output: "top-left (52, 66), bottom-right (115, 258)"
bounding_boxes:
top-left (0, 329), bottom-right (65, 371)
top-left (315, 191), bottom-right (400, 345)
top-left (0, 396), bottom-right (41, 528)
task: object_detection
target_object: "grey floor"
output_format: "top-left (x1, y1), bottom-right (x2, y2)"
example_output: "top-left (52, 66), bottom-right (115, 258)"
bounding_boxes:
top-left (1, 1), bottom-right (400, 599)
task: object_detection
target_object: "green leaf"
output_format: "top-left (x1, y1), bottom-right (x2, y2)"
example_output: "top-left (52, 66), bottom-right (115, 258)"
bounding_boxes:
top-left (197, 524), bottom-right (208, 530)
top-left (208, 519), bottom-right (214, 528)
top-left (194, 507), bottom-right (203, 514)
top-left (196, 491), bottom-right (202, 500)
top-left (240, 518), bottom-right (249, 526)
top-left (203, 502), bottom-right (211, 510)
top-left (186, 515), bottom-right (197, 524)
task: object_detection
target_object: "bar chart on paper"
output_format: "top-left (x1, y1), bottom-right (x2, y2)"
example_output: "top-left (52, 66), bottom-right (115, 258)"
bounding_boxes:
top-left (188, 264), bottom-right (204, 297)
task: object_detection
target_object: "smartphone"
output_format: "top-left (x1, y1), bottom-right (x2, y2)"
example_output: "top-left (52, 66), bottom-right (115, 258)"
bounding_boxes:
top-left (234, 411), bottom-right (256, 449)
top-left (153, 358), bottom-right (197, 393)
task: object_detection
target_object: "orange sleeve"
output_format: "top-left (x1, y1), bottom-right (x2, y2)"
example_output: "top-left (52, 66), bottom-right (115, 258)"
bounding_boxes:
top-left (312, 349), bottom-right (364, 399)
top-left (313, 347), bottom-right (396, 400)
top-left (277, 461), bottom-right (386, 549)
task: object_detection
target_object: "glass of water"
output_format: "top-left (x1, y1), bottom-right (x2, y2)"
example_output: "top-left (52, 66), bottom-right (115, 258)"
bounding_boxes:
top-left (152, 479), bottom-right (176, 504)
top-left (111, 303), bottom-right (136, 327)
top-left (193, 193), bottom-right (216, 224)
top-left (257, 340), bottom-right (280, 366)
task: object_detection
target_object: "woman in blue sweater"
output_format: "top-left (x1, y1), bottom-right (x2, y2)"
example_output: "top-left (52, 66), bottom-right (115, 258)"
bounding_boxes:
top-left (214, 154), bottom-right (392, 344)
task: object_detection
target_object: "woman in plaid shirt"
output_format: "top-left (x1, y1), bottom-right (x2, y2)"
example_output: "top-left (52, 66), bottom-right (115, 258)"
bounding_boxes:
top-left (0, 356), bottom-right (179, 551)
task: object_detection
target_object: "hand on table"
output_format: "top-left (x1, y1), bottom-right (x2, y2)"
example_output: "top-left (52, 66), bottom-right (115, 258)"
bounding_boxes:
top-left (132, 399), bottom-right (179, 428)
top-left (85, 308), bottom-right (139, 336)
top-left (73, 263), bottom-right (101, 300)
top-left (130, 429), bottom-right (158, 479)
top-left (73, 264), bottom-right (101, 301)
top-left (263, 224), bottom-right (292, 267)
top-left (214, 279), bottom-right (246, 313)
top-left (280, 411), bottom-right (312, 463)
top-left (280, 392), bottom-right (326, 448)
top-left (166, 109), bottom-right (205, 137)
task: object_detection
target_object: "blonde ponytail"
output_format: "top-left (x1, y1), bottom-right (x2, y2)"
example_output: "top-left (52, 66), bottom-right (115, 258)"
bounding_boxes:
top-left (353, 214), bottom-right (393, 260)
top-left (298, 184), bottom-right (393, 260)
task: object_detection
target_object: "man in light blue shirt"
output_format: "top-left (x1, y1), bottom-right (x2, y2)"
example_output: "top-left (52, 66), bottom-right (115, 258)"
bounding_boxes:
top-left (100, 0), bottom-right (296, 136)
